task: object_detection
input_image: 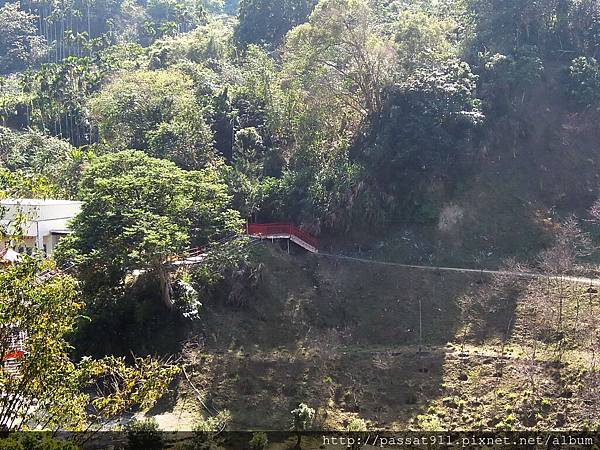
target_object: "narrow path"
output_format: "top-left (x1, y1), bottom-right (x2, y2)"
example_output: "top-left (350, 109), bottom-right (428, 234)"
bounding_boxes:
top-left (242, 223), bottom-right (600, 286)
top-left (316, 252), bottom-right (600, 286)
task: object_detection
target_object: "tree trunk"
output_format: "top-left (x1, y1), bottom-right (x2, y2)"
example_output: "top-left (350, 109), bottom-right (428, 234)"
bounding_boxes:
top-left (159, 268), bottom-right (173, 309)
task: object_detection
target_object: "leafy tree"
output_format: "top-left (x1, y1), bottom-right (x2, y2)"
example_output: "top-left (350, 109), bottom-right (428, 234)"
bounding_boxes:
top-left (57, 150), bottom-right (242, 307)
top-left (391, 9), bottom-right (457, 75)
top-left (467, 0), bottom-right (557, 57)
top-left (145, 0), bottom-right (206, 38)
top-left (89, 69), bottom-right (215, 169)
top-left (98, 42), bottom-right (149, 71)
top-left (0, 255), bottom-right (179, 432)
top-left (0, 167), bottom-right (58, 199)
top-left (0, 127), bottom-right (91, 197)
top-left (148, 21), bottom-right (234, 69)
top-left (0, 257), bottom-right (83, 431)
top-left (232, 46), bottom-right (279, 142)
top-left (284, 0), bottom-right (396, 123)
top-left (0, 2), bottom-right (47, 73)
top-left (568, 56), bottom-right (600, 108)
top-left (259, 0), bottom-right (396, 230)
top-left (358, 61), bottom-right (482, 223)
top-left (228, 127), bottom-right (266, 217)
top-left (111, 0), bottom-right (152, 46)
top-left (234, 0), bottom-right (316, 49)
top-left (290, 403), bottom-right (314, 448)
top-left (3, 57), bottom-right (102, 145)
top-left (280, 140), bottom-right (364, 231)
top-left (478, 47), bottom-right (544, 114)
top-left (466, 0), bottom-right (600, 58)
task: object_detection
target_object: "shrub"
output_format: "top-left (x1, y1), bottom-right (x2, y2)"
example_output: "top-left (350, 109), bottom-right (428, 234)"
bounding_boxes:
top-left (291, 403), bottom-right (315, 448)
top-left (249, 432), bottom-right (269, 450)
top-left (186, 411), bottom-right (231, 450)
top-left (126, 418), bottom-right (164, 450)
top-left (568, 56), bottom-right (600, 108)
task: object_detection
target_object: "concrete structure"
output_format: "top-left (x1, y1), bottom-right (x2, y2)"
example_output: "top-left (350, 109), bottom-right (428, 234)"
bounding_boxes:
top-left (0, 199), bottom-right (82, 256)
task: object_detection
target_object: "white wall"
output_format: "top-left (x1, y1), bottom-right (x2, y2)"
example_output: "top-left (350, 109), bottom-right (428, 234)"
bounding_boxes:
top-left (0, 200), bottom-right (82, 256)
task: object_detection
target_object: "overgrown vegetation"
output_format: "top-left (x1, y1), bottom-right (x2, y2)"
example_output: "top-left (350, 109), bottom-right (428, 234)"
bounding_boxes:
top-left (1, 0), bottom-right (600, 435)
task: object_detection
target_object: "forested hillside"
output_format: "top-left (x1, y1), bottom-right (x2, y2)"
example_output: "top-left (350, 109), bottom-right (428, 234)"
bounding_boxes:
top-left (3, 0), bottom-right (600, 232)
top-left (2, 0), bottom-right (600, 439)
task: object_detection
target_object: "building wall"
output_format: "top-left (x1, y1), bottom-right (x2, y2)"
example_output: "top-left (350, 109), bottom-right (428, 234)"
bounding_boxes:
top-left (0, 200), bottom-right (82, 256)
top-left (43, 233), bottom-right (64, 255)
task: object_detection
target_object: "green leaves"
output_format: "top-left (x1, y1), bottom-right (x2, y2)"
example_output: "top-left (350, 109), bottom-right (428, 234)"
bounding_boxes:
top-left (57, 149), bottom-right (242, 304)
top-left (83, 355), bottom-right (180, 418)
top-left (0, 127), bottom-right (91, 198)
top-left (391, 9), bottom-right (458, 75)
top-left (0, 256), bottom-right (83, 430)
top-left (89, 69), bottom-right (215, 169)
top-left (0, 2), bottom-right (46, 73)
top-left (234, 0), bottom-right (316, 49)
top-left (568, 56), bottom-right (600, 108)
top-left (0, 256), bottom-right (179, 431)
top-left (353, 59), bottom-right (482, 224)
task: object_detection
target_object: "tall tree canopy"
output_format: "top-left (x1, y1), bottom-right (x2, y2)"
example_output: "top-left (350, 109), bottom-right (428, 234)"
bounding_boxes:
top-left (0, 2), bottom-right (46, 73)
top-left (57, 150), bottom-right (242, 304)
top-left (0, 127), bottom-right (88, 197)
top-left (234, 0), bottom-right (316, 48)
top-left (88, 69), bottom-right (215, 169)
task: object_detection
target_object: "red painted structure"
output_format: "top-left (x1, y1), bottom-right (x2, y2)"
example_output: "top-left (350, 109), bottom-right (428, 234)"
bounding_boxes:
top-left (2, 350), bottom-right (24, 361)
top-left (247, 223), bottom-right (319, 251)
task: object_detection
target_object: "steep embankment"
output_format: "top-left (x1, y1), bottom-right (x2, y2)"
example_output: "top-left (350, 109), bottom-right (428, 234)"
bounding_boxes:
top-left (145, 76), bottom-right (600, 433)
top-left (145, 243), bottom-right (599, 431)
top-left (327, 72), bottom-right (600, 271)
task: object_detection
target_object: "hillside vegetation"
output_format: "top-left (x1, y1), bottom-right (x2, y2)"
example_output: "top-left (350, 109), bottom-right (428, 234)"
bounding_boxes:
top-left (1, 0), bottom-right (600, 436)
top-left (144, 244), bottom-right (600, 432)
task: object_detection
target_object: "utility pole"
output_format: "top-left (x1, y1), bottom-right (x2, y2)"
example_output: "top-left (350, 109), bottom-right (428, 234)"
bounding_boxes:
top-left (418, 297), bottom-right (424, 374)
top-left (418, 297), bottom-right (423, 355)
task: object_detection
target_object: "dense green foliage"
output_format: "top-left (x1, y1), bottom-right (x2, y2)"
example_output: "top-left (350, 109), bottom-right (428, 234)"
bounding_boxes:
top-left (235, 0), bottom-right (316, 48)
top-left (2, 0), bottom-right (600, 431)
top-left (89, 70), bottom-right (215, 168)
top-left (0, 256), bottom-right (179, 431)
top-left (1, 0), bottom-right (600, 277)
top-left (0, 127), bottom-right (88, 197)
top-left (57, 150), bottom-right (241, 304)
top-left (1, 0), bottom-right (599, 229)
top-left (0, 3), bottom-right (46, 73)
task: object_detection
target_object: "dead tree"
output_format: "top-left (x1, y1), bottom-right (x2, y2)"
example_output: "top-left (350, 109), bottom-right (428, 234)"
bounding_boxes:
top-left (538, 216), bottom-right (592, 358)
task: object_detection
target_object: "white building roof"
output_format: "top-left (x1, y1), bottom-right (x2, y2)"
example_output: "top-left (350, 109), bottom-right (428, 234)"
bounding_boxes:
top-left (0, 198), bottom-right (83, 206)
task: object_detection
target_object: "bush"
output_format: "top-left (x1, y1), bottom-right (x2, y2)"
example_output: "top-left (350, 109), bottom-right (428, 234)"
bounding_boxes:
top-left (126, 418), bottom-right (164, 450)
top-left (568, 56), bottom-right (600, 108)
top-left (0, 434), bottom-right (78, 450)
top-left (185, 411), bottom-right (231, 450)
top-left (249, 432), bottom-right (269, 450)
top-left (478, 47), bottom-right (544, 114)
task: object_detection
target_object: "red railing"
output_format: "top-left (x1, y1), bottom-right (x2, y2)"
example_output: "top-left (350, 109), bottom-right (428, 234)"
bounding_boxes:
top-left (2, 350), bottom-right (24, 361)
top-left (247, 223), bottom-right (319, 250)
